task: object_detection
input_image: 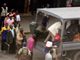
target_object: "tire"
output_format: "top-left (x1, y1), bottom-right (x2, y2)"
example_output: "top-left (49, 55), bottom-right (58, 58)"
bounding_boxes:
top-left (73, 51), bottom-right (80, 60)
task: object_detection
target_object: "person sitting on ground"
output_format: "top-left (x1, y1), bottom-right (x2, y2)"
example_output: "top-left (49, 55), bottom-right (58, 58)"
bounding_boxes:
top-left (18, 42), bottom-right (31, 60)
top-left (45, 49), bottom-right (53, 60)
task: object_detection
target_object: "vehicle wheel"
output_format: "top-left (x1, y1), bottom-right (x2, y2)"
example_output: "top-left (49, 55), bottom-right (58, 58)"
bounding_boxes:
top-left (73, 51), bottom-right (80, 60)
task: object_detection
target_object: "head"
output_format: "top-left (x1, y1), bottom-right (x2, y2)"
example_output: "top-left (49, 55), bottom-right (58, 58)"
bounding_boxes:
top-left (50, 49), bottom-right (53, 54)
top-left (46, 4), bottom-right (50, 8)
top-left (16, 10), bottom-right (18, 15)
top-left (9, 14), bottom-right (12, 19)
top-left (11, 9), bottom-right (14, 13)
top-left (3, 3), bottom-right (7, 7)
top-left (10, 25), bottom-right (13, 29)
top-left (14, 23), bottom-right (17, 27)
top-left (23, 42), bottom-right (27, 47)
top-left (20, 27), bottom-right (23, 33)
top-left (7, 13), bottom-right (9, 17)
top-left (32, 34), bottom-right (36, 39)
top-left (5, 23), bottom-right (8, 27)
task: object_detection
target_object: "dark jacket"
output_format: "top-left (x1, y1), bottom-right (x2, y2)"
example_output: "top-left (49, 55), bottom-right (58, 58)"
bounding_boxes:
top-left (7, 29), bottom-right (16, 44)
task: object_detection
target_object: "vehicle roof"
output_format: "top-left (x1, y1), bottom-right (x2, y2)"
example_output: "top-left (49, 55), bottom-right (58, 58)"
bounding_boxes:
top-left (37, 7), bottom-right (80, 20)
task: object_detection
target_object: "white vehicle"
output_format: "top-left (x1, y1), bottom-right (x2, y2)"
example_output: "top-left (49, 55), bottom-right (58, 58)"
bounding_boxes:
top-left (35, 7), bottom-right (80, 60)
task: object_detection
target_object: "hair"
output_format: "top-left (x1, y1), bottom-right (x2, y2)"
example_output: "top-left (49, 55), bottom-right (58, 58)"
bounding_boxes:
top-left (50, 49), bottom-right (53, 54)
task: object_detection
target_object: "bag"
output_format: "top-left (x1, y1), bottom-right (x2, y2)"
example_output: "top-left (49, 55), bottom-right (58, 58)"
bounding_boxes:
top-left (19, 48), bottom-right (28, 59)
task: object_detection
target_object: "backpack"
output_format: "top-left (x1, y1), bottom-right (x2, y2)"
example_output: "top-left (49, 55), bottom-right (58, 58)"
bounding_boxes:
top-left (19, 48), bottom-right (28, 59)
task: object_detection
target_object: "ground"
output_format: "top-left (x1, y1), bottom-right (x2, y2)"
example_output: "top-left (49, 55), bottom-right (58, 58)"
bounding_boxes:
top-left (0, 14), bottom-right (60, 60)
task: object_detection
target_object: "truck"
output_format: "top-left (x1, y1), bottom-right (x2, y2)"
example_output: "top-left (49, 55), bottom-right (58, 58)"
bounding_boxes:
top-left (35, 7), bottom-right (80, 60)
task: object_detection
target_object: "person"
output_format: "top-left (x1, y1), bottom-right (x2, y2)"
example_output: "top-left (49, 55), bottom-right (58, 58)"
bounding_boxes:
top-left (9, 9), bottom-right (16, 19)
top-left (18, 42), bottom-right (31, 60)
top-left (1, 23), bottom-right (10, 53)
top-left (42, 4), bottom-right (50, 27)
top-left (13, 23), bottom-right (19, 34)
top-left (7, 25), bottom-right (16, 53)
top-left (0, 3), bottom-right (8, 27)
top-left (6, 14), bottom-right (14, 27)
top-left (45, 49), bottom-right (53, 60)
top-left (0, 15), bottom-right (1, 30)
top-left (44, 38), bottom-right (53, 55)
top-left (4, 13), bottom-right (9, 26)
top-left (27, 34), bottom-right (36, 60)
top-left (44, 22), bottom-right (62, 42)
top-left (16, 10), bottom-right (21, 23)
top-left (31, 0), bottom-right (37, 15)
top-left (15, 27), bottom-right (24, 57)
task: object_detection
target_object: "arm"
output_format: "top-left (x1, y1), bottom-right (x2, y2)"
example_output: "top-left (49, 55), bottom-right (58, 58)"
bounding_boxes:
top-left (6, 31), bottom-right (9, 43)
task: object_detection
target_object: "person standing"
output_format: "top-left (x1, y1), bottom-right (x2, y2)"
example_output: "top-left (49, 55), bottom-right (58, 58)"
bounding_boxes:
top-left (0, 3), bottom-right (8, 27)
top-left (45, 49), bottom-right (53, 60)
top-left (0, 15), bottom-right (1, 30)
top-left (1, 23), bottom-right (10, 53)
top-left (16, 10), bottom-right (21, 23)
top-left (7, 25), bottom-right (16, 53)
top-left (4, 13), bottom-right (9, 26)
top-left (15, 27), bottom-right (24, 57)
top-left (27, 34), bottom-right (36, 60)
top-left (42, 4), bottom-right (50, 27)
top-left (6, 14), bottom-right (14, 27)
top-left (18, 42), bottom-right (31, 60)
top-left (9, 9), bottom-right (16, 19)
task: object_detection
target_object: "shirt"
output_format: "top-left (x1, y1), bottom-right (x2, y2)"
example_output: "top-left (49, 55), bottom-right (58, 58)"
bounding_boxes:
top-left (16, 15), bottom-right (21, 21)
top-left (1, 27), bottom-right (10, 39)
top-left (18, 47), bottom-right (31, 56)
top-left (45, 53), bottom-right (52, 60)
top-left (10, 29), bottom-right (14, 38)
top-left (6, 18), bottom-right (14, 27)
top-left (27, 37), bottom-right (35, 52)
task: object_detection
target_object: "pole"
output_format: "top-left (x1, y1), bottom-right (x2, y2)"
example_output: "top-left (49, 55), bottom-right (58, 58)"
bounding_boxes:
top-left (27, 0), bottom-right (31, 13)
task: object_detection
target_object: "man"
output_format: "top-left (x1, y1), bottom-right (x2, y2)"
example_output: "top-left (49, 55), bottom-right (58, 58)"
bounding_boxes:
top-left (27, 34), bottom-right (36, 60)
top-left (6, 14), bottom-right (14, 27)
top-left (45, 49), bottom-right (53, 60)
top-left (42, 4), bottom-right (50, 27)
top-left (7, 25), bottom-right (16, 53)
top-left (0, 15), bottom-right (1, 30)
top-left (15, 27), bottom-right (24, 57)
top-left (18, 42), bottom-right (31, 60)
top-left (9, 9), bottom-right (16, 19)
top-left (16, 10), bottom-right (21, 23)
top-left (1, 23), bottom-right (10, 53)
top-left (0, 3), bottom-right (8, 27)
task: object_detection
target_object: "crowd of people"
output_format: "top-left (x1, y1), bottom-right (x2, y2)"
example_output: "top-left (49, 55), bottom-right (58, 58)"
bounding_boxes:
top-left (0, 3), bottom-right (37, 60)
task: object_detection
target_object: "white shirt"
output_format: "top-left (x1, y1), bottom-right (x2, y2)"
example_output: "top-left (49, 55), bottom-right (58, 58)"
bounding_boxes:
top-left (16, 15), bottom-right (21, 22)
top-left (7, 18), bottom-right (14, 27)
top-left (45, 53), bottom-right (52, 60)
top-left (10, 29), bottom-right (14, 38)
